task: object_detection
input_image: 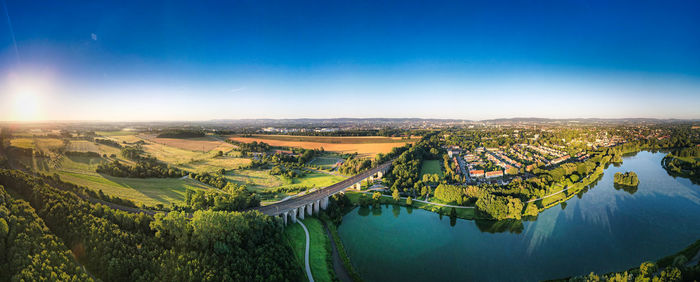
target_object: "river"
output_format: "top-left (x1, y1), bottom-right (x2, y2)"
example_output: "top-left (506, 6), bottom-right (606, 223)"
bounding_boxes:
top-left (337, 151), bottom-right (700, 281)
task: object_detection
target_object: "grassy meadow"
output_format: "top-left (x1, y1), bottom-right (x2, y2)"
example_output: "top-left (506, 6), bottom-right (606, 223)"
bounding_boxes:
top-left (285, 218), bottom-right (334, 282)
top-left (226, 169), bottom-right (346, 201)
top-left (420, 159), bottom-right (444, 177)
top-left (57, 170), bottom-right (215, 207)
top-left (308, 156), bottom-right (343, 169)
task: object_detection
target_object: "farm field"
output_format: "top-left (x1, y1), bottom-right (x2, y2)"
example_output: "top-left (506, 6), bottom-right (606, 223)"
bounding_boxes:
top-left (34, 138), bottom-right (65, 152)
top-left (103, 133), bottom-right (143, 143)
top-left (420, 160), bottom-right (444, 177)
top-left (149, 136), bottom-right (235, 152)
top-left (141, 141), bottom-right (219, 165)
top-left (67, 140), bottom-right (123, 157)
top-left (55, 170), bottom-right (214, 207)
top-left (95, 130), bottom-right (140, 136)
top-left (94, 133), bottom-right (237, 166)
top-left (18, 145), bottom-right (215, 207)
top-left (235, 135), bottom-right (415, 144)
top-left (10, 138), bottom-right (34, 149)
top-left (228, 135), bottom-right (415, 156)
top-left (9, 137), bottom-right (65, 152)
top-left (67, 140), bottom-right (100, 152)
top-left (177, 156), bottom-right (252, 173)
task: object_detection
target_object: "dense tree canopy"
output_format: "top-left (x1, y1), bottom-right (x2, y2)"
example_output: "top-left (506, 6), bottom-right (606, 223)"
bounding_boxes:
top-left (0, 169), bottom-right (300, 281)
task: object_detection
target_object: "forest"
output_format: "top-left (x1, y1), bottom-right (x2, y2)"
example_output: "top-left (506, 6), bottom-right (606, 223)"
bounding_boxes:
top-left (0, 169), bottom-right (300, 281)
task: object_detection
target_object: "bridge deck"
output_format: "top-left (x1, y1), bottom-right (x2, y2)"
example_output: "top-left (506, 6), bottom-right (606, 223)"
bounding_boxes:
top-left (253, 161), bottom-right (393, 216)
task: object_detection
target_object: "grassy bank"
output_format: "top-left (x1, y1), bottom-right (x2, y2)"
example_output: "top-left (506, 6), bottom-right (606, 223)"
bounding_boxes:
top-left (285, 217), bottom-right (335, 282)
top-left (322, 217), bottom-right (363, 282)
top-left (344, 191), bottom-right (475, 220)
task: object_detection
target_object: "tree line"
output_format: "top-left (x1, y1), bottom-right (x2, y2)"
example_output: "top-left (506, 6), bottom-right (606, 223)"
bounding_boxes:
top-left (94, 138), bottom-right (123, 148)
top-left (0, 169), bottom-right (301, 281)
top-left (156, 129), bottom-right (206, 138)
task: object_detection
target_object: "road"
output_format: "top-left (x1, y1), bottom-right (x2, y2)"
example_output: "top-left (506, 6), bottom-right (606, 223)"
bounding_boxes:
top-left (253, 161), bottom-right (393, 216)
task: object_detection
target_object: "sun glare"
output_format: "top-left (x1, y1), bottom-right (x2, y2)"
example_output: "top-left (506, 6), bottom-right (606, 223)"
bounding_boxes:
top-left (4, 72), bottom-right (52, 121)
top-left (12, 92), bottom-right (41, 121)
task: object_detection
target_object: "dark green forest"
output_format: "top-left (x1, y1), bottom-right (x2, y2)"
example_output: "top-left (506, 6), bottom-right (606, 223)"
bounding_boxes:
top-left (0, 169), bottom-right (301, 281)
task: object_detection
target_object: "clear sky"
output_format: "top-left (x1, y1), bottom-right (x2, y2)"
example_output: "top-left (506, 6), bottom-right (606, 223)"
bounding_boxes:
top-left (1, 0), bottom-right (699, 121)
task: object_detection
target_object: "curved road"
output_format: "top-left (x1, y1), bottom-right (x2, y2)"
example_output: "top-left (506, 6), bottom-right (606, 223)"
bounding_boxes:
top-left (297, 220), bottom-right (314, 282)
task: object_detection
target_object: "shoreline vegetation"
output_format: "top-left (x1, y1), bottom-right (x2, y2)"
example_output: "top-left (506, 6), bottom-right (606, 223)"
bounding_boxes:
top-left (661, 147), bottom-right (700, 185)
top-left (613, 171), bottom-right (640, 187)
top-left (561, 239), bottom-right (700, 281)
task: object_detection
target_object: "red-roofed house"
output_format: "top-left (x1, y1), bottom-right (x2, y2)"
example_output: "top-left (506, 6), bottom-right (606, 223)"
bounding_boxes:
top-left (485, 170), bottom-right (503, 179)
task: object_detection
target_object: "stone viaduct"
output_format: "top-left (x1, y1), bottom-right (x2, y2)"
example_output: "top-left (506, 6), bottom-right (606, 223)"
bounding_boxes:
top-left (252, 161), bottom-right (393, 224)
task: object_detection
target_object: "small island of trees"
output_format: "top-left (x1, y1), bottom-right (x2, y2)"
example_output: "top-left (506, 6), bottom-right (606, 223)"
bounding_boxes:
top-left (614, 171), bottom-right (639, 187)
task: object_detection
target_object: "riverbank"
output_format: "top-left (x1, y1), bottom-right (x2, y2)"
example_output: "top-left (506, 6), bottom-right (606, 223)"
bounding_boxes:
top-left (344, 190), bottom-right (476, 219)
top-left (322, 216), bottom-right (363, 282)
top-left (561, 239), bottom-right (700, 281)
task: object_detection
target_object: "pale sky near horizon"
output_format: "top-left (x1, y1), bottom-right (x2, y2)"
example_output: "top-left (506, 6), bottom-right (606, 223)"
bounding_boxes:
top-left (1, 1), bottom-right (700, 121)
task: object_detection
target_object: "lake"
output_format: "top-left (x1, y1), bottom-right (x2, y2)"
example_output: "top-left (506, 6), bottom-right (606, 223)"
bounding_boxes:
top-left (337, 151), bottom-right (700, 281)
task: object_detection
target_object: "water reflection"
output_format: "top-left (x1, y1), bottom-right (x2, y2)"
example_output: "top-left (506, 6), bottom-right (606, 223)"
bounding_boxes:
top-left (392, 205), bottom-right (401, 218)
top-left (613, 183), bottom-right (638, 195)
top-left (475, 219), bottom-right (524, 234)
top-left (338, 151), bottom-right (700, 282)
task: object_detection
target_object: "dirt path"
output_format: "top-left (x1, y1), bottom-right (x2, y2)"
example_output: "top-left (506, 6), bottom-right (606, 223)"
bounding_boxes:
top-left (297, 220), bottom-right (314, 282)
top-left (322, 221), bottom-right (353, 282)
top-left (353, 190), bottom-right (475, 209)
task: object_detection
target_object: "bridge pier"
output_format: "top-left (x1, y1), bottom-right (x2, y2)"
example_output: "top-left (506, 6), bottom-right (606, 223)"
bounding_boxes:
top-left (314, 200), bottom-right (320, 214)
top-left (376, 171), bottom-right (383, 179)
top-left (290, 209), bottom-right (297, 223)
top-left (282, 211), bottom-right (288, 225)
top-left (321, 196), bottom-right (329, 210)
top-left (353, 182), bottom-right (362, 190)
top-left (307, 203), bottom-right (313, 216)
top-left (299, 206), bottom-right (305, 220)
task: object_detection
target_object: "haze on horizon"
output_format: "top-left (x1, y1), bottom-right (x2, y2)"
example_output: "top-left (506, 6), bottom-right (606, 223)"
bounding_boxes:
top-left (1, 0), bottom-right (700, 122)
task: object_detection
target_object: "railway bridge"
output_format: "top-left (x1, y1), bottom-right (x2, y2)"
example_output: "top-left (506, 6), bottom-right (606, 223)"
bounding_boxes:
top-left (253, 161), bottom-right (393, 224)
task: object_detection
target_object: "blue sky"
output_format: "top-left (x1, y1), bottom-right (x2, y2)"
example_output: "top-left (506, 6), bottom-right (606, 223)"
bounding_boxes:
top-left (1, 0), bottom-right (699, 121)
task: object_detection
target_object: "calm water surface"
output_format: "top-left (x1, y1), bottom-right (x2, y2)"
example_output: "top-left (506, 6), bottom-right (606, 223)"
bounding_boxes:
top-left (338, 151), bottom-right (700, 281)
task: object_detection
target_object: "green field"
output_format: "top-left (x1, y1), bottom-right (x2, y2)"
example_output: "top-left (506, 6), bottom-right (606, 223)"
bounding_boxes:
top-left (23, 153), bottom-right (214, 207)
top-left (227, 169), bottom-right (347, 202)
top-left (308, 156), bottom-right (343, 169)
top-left (285, 218), bottom-right (334, 282)
top-left (227, 169), bottom-right (346, 191)
top-left (56, 170), bottom-right (214, 207)
top-left (10, 138), bottom-right (35, 149)
top-left (420, 160), bottom-right (444, 177)
top-left (95, 130), bottom-right (140, 136)
top-left (177, 156), bottom-right (251, 173)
